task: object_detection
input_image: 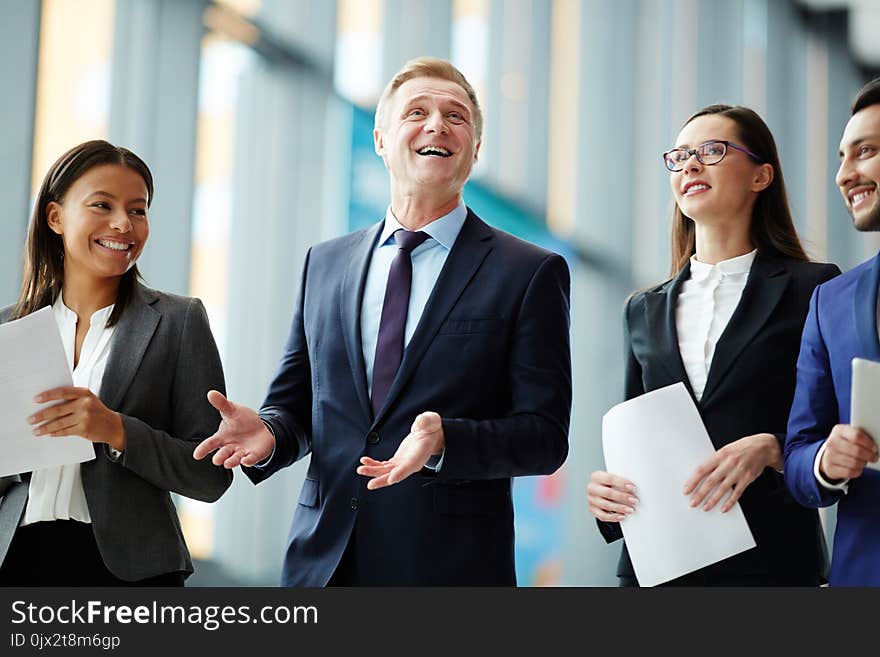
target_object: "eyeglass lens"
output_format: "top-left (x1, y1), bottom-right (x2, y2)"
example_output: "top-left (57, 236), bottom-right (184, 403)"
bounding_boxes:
top-left (665, 141), bottom-right (727, 170)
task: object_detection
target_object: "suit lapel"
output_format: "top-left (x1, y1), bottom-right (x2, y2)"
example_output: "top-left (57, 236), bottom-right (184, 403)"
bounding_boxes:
top-left (644, 263), bottom-right (697, 400)
top-left (700, 253), bottom-right (789, 405)
top-left (99, 283), bottom-right (160, 410)
top-left (853, 251), bottom-right (880, 360)
top-left (371, 210), bottom-right (493, 428)
top-left (340, 221), bottom-right (384, 422)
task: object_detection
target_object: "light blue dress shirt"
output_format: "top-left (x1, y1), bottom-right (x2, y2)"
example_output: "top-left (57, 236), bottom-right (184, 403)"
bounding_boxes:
top-left (360, 202), bottom-right (467, 393)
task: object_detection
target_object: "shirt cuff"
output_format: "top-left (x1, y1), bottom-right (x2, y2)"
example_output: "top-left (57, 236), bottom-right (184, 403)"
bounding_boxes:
top-left (424, 448), bottom-right (445, 472)
top-left (253, 420), bottom-right (276, 468)
top-left (813, 441), bottom-right (849, 492)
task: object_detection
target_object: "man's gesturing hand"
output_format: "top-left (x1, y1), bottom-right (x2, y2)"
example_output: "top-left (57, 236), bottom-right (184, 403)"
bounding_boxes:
top-left (193, 390), bottom-right (275, 469)
top-left (356, 412), bottom-right (444, 490)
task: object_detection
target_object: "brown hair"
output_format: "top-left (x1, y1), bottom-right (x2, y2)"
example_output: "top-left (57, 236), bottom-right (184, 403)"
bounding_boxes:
top-left (13, 139), bottom-right (154, 326)
top-left (668, 105), bottom-right (808, 276)
top-left (374, 56), bottom-right (483, 140)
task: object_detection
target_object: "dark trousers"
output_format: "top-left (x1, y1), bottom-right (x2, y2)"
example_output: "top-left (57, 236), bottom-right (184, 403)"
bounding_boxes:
top-left (0, 520), bottom-right (184, 587)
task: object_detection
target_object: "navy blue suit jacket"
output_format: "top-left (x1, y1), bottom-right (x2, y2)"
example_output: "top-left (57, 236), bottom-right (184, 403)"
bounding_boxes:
top-left (785, 251), bottom-right (880, 586)
top-left (244, 209), bottom-right (571, 586)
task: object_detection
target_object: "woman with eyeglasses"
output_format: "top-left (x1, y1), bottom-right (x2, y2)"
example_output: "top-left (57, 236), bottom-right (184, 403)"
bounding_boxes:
top-left (0, 140), bottom-right (231, 586)
top-left (587, 105), bottom-right (839, 586)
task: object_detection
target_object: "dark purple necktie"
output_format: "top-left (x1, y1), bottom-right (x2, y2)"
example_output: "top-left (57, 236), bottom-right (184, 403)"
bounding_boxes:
top-left (371, 229), bottom-right (430, 416)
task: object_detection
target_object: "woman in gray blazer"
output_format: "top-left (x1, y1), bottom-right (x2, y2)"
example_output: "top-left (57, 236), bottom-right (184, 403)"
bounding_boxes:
top-left (0, 140), bottom-right (232, 586)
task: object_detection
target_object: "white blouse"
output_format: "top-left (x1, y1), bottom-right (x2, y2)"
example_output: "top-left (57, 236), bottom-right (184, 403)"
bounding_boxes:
top-left (22, 296), bottom-right (116, 526)
top-left (675, 250), bottom-right (756, 401)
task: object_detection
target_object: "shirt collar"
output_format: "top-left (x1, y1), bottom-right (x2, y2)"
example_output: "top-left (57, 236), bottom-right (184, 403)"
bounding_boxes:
top-left (52, 293), bottom-right (115, 327)
top-left (379, 201), bottom-right (468, 251)
top-left (689, 249), bottom-right (757, 282)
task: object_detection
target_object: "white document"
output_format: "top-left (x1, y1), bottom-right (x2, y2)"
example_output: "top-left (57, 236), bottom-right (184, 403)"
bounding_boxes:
top-left (602, 382), bottom-right (756, 586)
top-left (0, 307), bottom-right (95, 477)
top-left (850, 357), bottom-right (880, 471)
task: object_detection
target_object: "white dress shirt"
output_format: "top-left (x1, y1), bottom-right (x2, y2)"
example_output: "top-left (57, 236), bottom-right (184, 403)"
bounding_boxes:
top-left (22, 296), bottom-right (116, 526)
top-left (675, 250), bottom-right (756, 401)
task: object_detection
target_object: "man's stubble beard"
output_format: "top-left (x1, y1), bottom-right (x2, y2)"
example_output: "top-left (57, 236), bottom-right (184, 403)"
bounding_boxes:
top-left (852, 200), bottom-right (880, 231)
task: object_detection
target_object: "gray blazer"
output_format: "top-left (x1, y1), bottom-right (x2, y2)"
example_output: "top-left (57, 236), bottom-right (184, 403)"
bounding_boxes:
top-left (0, 283), bottom-right (232, 581)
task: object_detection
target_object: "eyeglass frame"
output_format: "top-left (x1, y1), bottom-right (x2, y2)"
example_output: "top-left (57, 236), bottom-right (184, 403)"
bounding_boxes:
top-left (662, 139), bottom-right (764, 172)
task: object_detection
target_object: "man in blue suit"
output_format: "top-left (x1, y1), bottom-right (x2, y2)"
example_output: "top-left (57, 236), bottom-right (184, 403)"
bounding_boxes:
top-left (193, 57), bottom-right (571, 586)
top-left (785, 78), bottom-right (880, 585)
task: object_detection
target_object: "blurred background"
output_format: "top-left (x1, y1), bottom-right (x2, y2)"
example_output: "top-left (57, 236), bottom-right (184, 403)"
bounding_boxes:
top-left (2, 0), bottom-right (879, 585)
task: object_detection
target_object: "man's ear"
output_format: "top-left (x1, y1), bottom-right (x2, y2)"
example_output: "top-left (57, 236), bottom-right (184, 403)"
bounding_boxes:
top-left (752, 163), bottom-right (774, 192)
top-left (46, 201), bottom-right (63, 235)
top-left (374, 128), bottom-right (390, 170)
top-left (374, 128), bottom-right (384, 157)
top-left (474, 139), bottom-right (481, 163)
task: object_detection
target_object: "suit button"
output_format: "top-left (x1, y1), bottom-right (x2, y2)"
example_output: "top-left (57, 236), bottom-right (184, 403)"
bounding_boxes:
top-left (350, 498), bottom-right (359, 510)
top-left (367, 432), bottom-right (380, 444)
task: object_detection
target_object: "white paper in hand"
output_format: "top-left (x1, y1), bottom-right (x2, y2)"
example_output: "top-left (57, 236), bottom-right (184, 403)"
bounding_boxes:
top-left (0, 306), bottom-right (95, 477)
top-left (850, 357), bottom-right (880, 471)
top-left (602, 382), bottom-right (756, 586)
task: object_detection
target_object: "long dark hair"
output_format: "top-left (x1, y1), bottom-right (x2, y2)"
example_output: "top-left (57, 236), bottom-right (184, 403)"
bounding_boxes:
top-left (13, 140), bottom-right (154, 326)
top-left (669, 105), bottom-right (808, 276)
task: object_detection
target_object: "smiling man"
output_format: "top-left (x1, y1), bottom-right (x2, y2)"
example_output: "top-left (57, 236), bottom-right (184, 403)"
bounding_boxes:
top-left (193, 57), bottom-right (571, 586)
top-left (785, 78), bottom-right (880, 585)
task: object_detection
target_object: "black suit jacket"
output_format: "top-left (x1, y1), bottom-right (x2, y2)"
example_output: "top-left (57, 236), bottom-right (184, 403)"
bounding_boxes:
top-left (244, 208), bottom-right (571, 586)
top-left (599, 253), bottom-right (838, 584)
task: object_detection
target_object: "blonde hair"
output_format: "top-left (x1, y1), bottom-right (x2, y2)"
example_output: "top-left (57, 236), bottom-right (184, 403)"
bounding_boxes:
top-left (374, 57), bottom-right (483, 140)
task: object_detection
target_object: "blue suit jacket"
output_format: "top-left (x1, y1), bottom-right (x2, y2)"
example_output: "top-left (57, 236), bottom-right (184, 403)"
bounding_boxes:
top-left (244, 209), bottom-right (571, 586)
top-left (785, 251), bottom-right (880, 585)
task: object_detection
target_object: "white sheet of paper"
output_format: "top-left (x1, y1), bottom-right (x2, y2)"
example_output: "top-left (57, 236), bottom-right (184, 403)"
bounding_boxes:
top-left (0, 307), bottom-right (95, 477)
top-left (850, 357), bottom-right (880, 471)
top-left (602, 382), bottom-right (756, 586)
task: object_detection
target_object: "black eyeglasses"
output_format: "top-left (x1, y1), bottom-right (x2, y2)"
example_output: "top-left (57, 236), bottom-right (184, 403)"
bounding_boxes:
top-left (662, 140), bottom-right (763, 172)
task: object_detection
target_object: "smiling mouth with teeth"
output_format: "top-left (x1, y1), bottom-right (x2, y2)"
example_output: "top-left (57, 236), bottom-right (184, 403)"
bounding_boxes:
top-left (684, 184), bottom-right (710, 195)
top-left (416, 146), bottom-right (452, 157)
top-left (96, 239), bottom-right (133, 252)
top-left (851, 187), bottom-right (877, 208)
